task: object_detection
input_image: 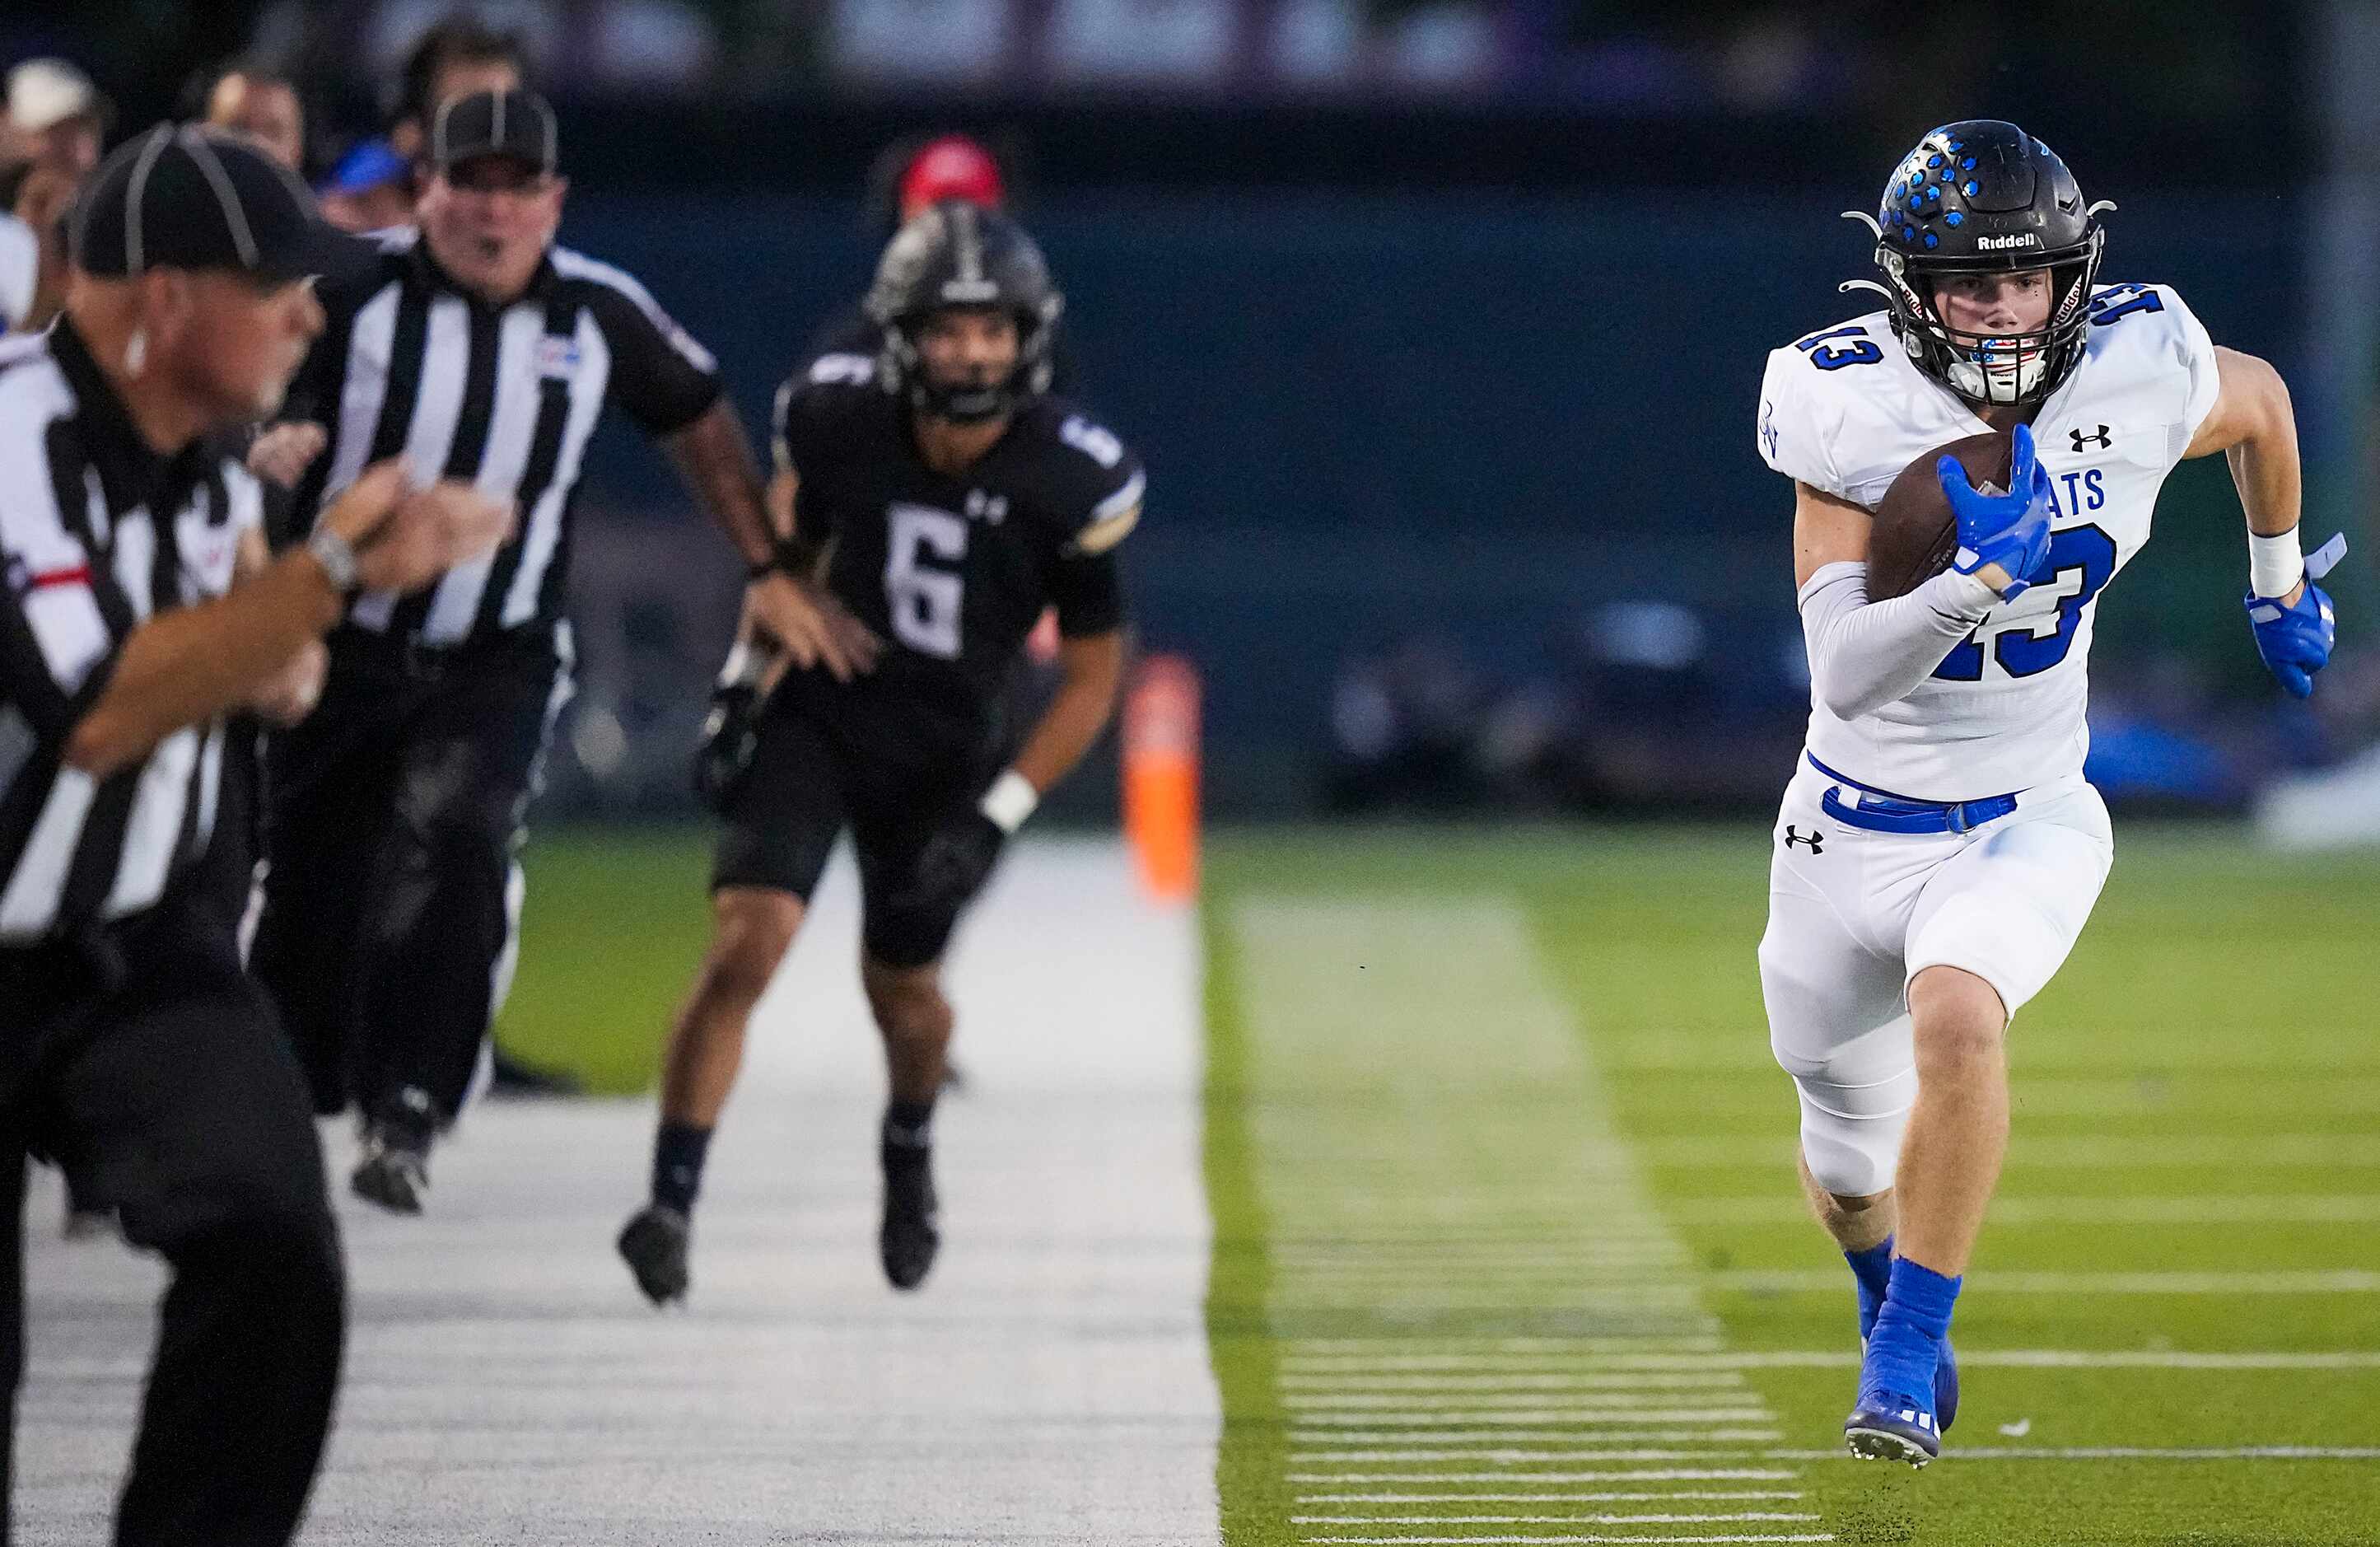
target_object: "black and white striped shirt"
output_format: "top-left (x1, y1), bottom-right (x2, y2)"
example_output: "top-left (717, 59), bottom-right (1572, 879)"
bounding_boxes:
top-left (285, 229), bottom-right (721, 647)
top-left (0, 320), bottom-right (258, 946)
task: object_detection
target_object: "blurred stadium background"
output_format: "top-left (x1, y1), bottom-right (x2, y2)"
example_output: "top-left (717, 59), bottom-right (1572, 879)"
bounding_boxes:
top-left (8, 4), bottom-right (2380, 1545)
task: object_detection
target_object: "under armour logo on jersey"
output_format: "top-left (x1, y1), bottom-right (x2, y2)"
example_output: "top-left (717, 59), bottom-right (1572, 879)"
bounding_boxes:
top-left (2070, 424), bottom-right (2112, 451)
top-left (1760, 400), bottom-right (1780, 460)
top-left (1782, 826), bottom-right (1824, 853)
top-left (964, 489), bottom-right (1008, 525)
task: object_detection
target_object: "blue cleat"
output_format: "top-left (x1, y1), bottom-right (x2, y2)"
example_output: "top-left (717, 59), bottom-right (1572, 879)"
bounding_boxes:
top-left (1857, 1333), bottom-right (1958, 1436)
top-left (1846, 1386), bottom-right (1941, 1467)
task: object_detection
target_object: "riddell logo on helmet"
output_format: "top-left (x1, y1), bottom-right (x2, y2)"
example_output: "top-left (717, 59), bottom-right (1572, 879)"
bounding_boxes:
top-left (1976, 233), bottom-right (2041, 250)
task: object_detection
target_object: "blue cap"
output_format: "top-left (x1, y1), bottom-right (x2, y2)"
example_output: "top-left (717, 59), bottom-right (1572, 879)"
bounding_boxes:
top-left (320, 138), bottom-right (408, 197)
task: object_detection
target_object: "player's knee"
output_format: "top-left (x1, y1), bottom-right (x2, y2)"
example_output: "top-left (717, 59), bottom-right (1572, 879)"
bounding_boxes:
top-left (700, 890), bottom-right (802, 1008)
top-left (861, 961), bottom-right (951, 1045)
top-left (1908, 966), bottom-right (2008, 1067)
top-left (1792, 1077), bottom-right (1912, 1198)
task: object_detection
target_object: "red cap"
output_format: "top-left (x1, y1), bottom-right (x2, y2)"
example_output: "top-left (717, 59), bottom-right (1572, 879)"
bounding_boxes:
top-left (898, 136), bottom-right (1006, 222)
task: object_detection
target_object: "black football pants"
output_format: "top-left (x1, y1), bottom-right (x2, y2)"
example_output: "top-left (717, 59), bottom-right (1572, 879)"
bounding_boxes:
top-left (0, 910), bottom-right (345, 1547)
top-left (250, 625), bottom-right (567, 1124)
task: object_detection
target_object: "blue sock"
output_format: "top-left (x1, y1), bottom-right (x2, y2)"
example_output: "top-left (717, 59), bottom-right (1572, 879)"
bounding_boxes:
top-left (1846, 1236), bottom-right (1894, 1341)
top-left (1862, 1255), bottom-right (1962, 1406)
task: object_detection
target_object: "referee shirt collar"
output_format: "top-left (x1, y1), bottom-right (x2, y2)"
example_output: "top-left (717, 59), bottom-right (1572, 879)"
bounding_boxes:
top-left (49, 316), bottom-right (216, 520)
top-left (405, 236), bottom-right (558, 309)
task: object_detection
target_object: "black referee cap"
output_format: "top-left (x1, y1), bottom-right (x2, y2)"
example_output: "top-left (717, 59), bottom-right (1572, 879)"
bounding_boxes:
top-left (72, 124), bottom-right (362, 285)
top-left (431, 89), bottom-right (558, 174)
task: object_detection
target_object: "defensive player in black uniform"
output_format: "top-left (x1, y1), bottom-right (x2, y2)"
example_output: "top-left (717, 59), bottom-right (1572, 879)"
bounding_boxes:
top-left (617, 203), bottom-right (1141, 1302)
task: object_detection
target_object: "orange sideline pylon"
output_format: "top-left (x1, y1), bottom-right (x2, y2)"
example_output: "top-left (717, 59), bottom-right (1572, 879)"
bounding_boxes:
top-left (1122, 653), bottom-right (1200, 901)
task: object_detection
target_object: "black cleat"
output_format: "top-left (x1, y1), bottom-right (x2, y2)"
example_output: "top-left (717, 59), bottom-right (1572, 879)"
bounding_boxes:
top-left (350, 1126), bottom-right (429, 1213)
top-left (351, 1087), bottom-right (435, 1214)
top-left (618, 1204), bottom-right (692, 1306)
top-left (879, 1142), bottom-right (940, 1291)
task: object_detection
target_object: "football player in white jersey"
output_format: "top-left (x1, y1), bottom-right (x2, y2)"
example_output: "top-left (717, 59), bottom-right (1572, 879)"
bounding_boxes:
top-left (1752, 119), bottom-right (2341, 1466)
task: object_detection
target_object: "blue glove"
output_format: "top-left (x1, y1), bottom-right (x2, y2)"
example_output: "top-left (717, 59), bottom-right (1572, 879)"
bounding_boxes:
top-left (2246, 533), bottom-right (2345, 699)
top-left (1936, 422), bottom-right (2055, 601)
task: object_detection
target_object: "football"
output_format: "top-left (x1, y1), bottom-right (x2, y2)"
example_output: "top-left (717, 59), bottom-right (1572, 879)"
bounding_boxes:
top-left (1865, 431), bottom-right (2011, 601)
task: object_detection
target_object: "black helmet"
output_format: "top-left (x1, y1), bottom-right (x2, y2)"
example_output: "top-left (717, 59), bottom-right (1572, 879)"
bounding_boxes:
top-left (866, 200), bottom-right (1062, 423)
top-left (1846, 120), bottom-right (2110, 408)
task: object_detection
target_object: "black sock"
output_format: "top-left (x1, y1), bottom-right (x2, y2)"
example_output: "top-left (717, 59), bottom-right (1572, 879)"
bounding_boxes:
top-left (651, 1120), bottom-right (713, 1213)
top-left (883, 1097), bottom-right (936, 1152)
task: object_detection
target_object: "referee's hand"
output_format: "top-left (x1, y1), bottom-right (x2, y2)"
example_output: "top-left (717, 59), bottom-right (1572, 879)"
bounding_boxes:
top-left (247, 421), bottom-right (327, 489)
top-left (326, 462), bottom-right (514, 595)
top-left (748, 571), bottom-right (880, 683)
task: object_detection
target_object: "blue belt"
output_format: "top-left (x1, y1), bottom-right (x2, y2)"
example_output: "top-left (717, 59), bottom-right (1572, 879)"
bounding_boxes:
top-left (1808, 755), bottom-right (2019, 836)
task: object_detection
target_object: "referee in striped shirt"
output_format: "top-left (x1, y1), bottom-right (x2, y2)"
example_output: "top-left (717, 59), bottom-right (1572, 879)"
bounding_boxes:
top-left (248, 90), bottom-right (875, 1213)
top-left (1, 127), bottom-right (507, 1545)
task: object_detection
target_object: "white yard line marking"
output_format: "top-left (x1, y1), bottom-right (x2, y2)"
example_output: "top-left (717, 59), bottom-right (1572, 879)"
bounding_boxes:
top-left (1382, 1349), bottom-right (2380, 1372)
top-left (1295, 1390), bottom-right (1761, 1399)
top-left (1300, 1535), bottom-right (1837, 1545)
top-left (1292, 1437), bottom-right (1785, 1457)
top-left (1285, 1332), bottom-right (1732, 1342)
top-left (1293, 1515), bottom-right (1823, 1526)
top-left (1710, 1269), bottom-right (2380, 1295)
top-left (1294, 1410), bottom-right (1778, 1426)
top-left (1636, 1134), bottom-right (2380, 1167)
top-left (1668, 1194), bottom-right (2380, 1226)
top-left (1285, 1471), bottom-right (1804, 1483)
top-left (1297, 1493), bottom-right (1808, 1503)
top-left (1762, 1447), bottom-right (2380, 1462)
top-left (1283, 1374), bottom-right (1752, 1392)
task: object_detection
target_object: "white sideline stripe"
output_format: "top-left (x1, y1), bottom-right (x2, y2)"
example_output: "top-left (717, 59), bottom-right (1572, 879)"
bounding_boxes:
top-left (1710, 1269), bottom-right (2380, 1295)
top-left (1762, 1447), bottom-right (2380, 1462)
top-left (1294, 1517), bottom-right (1822, 1526)
top-left (1668, 1194), bottom-right (2380, 1226)
top-left (1285, 1472), bottom-right (1804, 1483)
top-left (1297, 1494), bottom-right (1809, 1503)
top-left (1636, 1133), bottom-right (2380, 1167)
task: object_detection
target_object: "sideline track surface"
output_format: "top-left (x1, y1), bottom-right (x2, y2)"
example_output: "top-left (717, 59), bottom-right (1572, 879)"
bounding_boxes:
top-left (16, 839), bottom-right (1220, 1545)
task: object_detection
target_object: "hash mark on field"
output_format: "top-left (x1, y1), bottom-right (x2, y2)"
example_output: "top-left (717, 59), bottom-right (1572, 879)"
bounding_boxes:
top-left (1234, 898), bottom-right (1814, 1540)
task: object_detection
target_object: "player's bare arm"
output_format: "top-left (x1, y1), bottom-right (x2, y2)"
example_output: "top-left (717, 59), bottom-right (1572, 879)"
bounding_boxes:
top-left (663, 398), bottom-right (879, 680)
top-left (2184, 346), bottom-right (2307, 602)
top-left (1010, 629), bottom-right (1127, 795)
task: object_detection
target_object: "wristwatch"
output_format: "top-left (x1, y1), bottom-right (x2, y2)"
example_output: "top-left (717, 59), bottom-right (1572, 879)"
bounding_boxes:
top-left (306, 524), bottom-right (361, 592)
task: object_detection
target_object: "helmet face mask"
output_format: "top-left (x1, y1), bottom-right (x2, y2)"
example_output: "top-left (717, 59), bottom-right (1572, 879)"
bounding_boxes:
top-left (1856, 120), bottom-right (2108, 409)
top-left (866, 200), bottom-right (1062, 423)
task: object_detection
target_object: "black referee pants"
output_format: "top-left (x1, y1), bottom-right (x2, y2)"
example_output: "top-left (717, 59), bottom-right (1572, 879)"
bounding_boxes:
top-left (1, 907), bottom-right (345, 1547)
top-left (251, 625), bottom-right (567, 1124)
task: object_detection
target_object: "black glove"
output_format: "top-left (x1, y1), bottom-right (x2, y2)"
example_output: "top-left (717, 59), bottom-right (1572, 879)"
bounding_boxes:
top-left (894, 806), bottom-right (1007, 910)
top-left (691, 678), bottom-right (764, 814)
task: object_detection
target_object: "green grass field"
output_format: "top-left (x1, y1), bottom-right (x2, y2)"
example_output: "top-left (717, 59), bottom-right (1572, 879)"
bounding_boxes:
top-left (500, 820), bottom-right (2380, 1544)
top-left (1204, 824), bottom-right (2380, 1547)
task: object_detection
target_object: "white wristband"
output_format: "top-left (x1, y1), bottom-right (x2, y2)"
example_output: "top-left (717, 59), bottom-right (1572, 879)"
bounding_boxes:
top-left (2248, 527), bottom-right (2304, 600)
top-left (979, 769), bottom-right (1039, 834)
